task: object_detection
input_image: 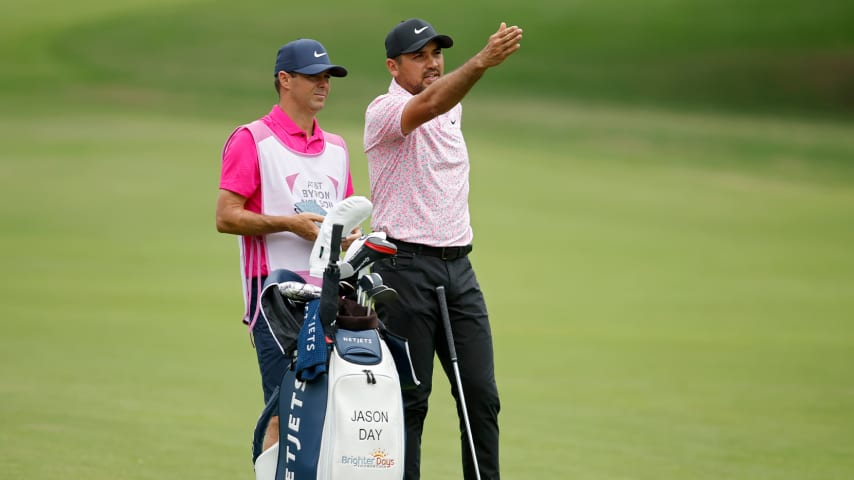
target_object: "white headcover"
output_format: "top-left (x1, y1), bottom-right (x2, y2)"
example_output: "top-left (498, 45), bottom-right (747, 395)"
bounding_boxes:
top-left (308, 196), bottom-right (373, 278)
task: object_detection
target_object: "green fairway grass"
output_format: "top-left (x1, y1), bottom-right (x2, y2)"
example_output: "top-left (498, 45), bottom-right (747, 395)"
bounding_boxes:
top-left (2, 1), bottom-right (853, 479)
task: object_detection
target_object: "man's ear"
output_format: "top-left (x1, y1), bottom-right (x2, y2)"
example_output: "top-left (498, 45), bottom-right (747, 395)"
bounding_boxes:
top-left (386, 58), bottom-right (399, 77)
top-left (277, 71), bottom-right (290, 91)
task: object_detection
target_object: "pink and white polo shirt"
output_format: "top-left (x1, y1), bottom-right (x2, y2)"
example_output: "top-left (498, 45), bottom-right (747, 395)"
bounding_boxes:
top-left (364, 79), bottom-right (473, 247)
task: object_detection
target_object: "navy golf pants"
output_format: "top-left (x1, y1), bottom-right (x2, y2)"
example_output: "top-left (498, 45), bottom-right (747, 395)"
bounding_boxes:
top-left (373, 250), bottom-right (500, 480)
top-left (247, 270), bottom-right (305, 405)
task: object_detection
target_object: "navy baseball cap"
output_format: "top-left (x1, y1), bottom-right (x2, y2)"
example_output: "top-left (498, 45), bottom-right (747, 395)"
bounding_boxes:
top-left (274, 39), bottom-right (348, 77)
top-left (385, 19), bottom-right (453, 59)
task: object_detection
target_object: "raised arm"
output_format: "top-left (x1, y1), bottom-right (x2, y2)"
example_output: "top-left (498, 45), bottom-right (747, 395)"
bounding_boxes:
top-left (400, 22), bottom-right (523, 134)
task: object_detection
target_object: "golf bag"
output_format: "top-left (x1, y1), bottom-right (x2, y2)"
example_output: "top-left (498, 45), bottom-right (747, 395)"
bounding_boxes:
top-left (252, 325), bottom-right (405, 480)
top-left (251, 223), bottom-right (416, 480)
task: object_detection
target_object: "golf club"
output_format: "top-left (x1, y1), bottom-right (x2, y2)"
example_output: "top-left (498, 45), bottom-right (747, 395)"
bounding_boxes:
top-left (339, 235), bottom-right (398, 279)
top-left (338, 280), bottom-right (356, 300)
top-left (365, 284), bottom-right (398, 305)
top-left (357, 273), bottom-right (379, 307)
top-left (436, 285), bottom-right (481, 480)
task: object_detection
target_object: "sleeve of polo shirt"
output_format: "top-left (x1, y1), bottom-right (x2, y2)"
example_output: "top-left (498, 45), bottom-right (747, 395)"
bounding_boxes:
top-left (364, 95), bottom-right (407, 152)
top-left (220, 127), bottom-right (260, 199)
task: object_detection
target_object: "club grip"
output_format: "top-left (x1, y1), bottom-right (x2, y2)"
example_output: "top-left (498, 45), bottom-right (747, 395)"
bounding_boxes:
top-left (436, 286), bottom-right (457, 362)
top-left (328, 223), bottom-right (344, 264)
top-left (320, 223), bottom-right (345, 330)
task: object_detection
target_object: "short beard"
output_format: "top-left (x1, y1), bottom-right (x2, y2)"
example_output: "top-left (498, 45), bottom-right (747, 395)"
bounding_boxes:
top-left (398, 79), bottom-right (426, 95)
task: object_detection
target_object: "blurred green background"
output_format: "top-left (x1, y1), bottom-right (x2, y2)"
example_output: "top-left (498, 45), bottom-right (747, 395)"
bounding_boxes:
top-left (2, 1), bottom-right (853, 479)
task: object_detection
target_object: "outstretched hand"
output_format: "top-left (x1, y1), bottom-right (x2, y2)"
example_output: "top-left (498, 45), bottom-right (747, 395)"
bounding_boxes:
top-left (478, 22), bottom-right (523, 68)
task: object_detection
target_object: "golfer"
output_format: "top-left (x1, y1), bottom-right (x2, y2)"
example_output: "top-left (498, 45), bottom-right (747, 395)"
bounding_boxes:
top-left (364, 18), bottom-right (523, 480)
top-left (216, 38), bottom-right (359, 451)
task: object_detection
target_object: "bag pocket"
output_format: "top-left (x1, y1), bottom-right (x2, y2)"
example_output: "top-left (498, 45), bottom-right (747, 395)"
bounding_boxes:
top-left (380, 329), bottom-right (420, 390)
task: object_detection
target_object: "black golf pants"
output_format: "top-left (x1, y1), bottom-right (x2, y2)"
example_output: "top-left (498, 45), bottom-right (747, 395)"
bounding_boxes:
top-left (373, 251), bottom-right (500, 480)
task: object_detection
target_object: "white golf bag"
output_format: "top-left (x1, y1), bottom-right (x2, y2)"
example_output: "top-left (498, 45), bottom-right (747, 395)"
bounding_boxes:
top-left (253, 326), bottom-right (406, 480)
top-left (252, 210), bottom-right (416, 480)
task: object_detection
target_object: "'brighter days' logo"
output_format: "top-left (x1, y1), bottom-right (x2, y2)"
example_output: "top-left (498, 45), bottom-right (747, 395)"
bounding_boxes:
top-left (340, 449), bottom-right (396, 469)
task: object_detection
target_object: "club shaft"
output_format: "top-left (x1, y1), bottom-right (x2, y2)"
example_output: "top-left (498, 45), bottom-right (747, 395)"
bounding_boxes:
top-left (436, 286), bottom-right (481, 480)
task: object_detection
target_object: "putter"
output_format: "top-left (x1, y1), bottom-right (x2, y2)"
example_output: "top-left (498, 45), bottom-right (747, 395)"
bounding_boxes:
top-left (436, 285), bottom-right (481, 480)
